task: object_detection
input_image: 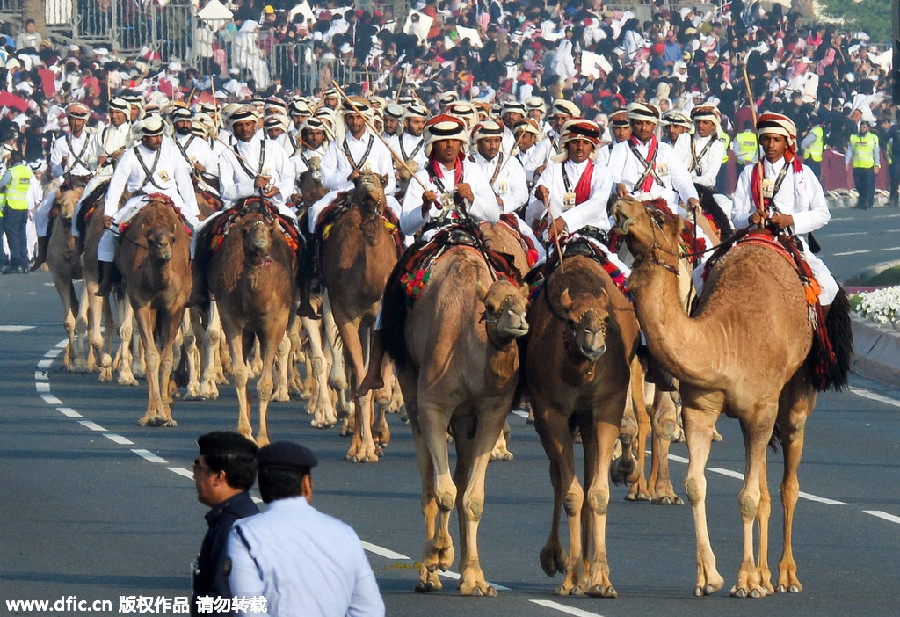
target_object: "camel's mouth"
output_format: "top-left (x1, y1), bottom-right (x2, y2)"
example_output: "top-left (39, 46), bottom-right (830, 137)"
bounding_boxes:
top-left (613, 211), bottom-right (635, 235)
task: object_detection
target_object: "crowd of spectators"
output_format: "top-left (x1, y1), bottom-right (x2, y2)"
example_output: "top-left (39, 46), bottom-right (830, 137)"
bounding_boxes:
top-left (0, 0), bottom-right (894, 183)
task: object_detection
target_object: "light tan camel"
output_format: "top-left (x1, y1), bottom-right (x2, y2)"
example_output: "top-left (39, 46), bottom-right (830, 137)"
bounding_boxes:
top-left (319, 170), bottom-right (400, 462)
top-left (206, 199), bottom-right (298, 445)
top-left (47, 186), bottom-right (85, 371)
top-left (387, 221), bottom-right (529, 596)
top-left (612, 195), bottom-right (850, 598)
top-left (526, 254), bottom-right (640, 597)
top-left (115, 196), bottom-right (192, 426)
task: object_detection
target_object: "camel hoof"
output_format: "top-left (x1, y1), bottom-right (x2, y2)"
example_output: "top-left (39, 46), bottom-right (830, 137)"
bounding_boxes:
top-left (586, 585), bottom-right (617, 599)
top-left (651, 495), bottom-right (684, 505)
top-left (730, 586), bottom-right (745, 598)
top-left (625, 492), bottom-right (651, 502)
top-left (695, 584), bottom-right (718, 597)
top-left (750, 589), bottom-right (763, 599)
top-left (414, 581), bottom-right (438, 593)
top-left (159, 418), bottom-right (178, 427)
top-left (138, 416), bottom-right (154, 427)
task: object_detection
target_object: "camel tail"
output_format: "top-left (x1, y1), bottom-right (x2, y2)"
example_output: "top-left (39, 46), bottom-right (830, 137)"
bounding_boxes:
top-left (810, 286), bottom-right (853, 392)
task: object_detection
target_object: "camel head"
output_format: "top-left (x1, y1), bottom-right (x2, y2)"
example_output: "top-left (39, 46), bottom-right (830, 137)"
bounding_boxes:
top-left (477, 278), bottom-right (529, 345)
top-left (54, 188), bottom-right (81, 222)
top-left (558, 287), bottom-right (610, 361)
top-left (351, 169), bottom-right (389, 218)
top-left (612, 196), bottom-right (682, 271)
top-left (299, 156), bottom-right (326, 207)
top-left (242, 213), bottom-right (278, 261)
top-left (145, 225), bottom-right (177, 263)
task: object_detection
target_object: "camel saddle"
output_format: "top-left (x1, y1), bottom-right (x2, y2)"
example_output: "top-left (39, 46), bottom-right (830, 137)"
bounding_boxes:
top-left (702, 227), bottom-right (839, 390)
top-left (118, 193), bottom-right (193, 238)
top-left (75, 179), bottom-right (113, 238)
top-left (313, 191), bottom-right (405, 277)
top-left (204, 197), bottom-right (301, 253)
top-left (528, 227), bottom-right (631, 302)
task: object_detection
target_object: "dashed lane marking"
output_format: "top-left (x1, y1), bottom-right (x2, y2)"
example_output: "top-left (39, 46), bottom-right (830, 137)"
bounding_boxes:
top-left (35, 381), bottom-right (50, 393)
top-left (77, 420), bottom-right (107, 432)
top-left (0, 325), bottom-right (36, 332)
top-left (131, 448), bottom-right (168, 464)
top-left (863, 510), bottom-right (900, 525)
top-left (832, 249), bottom-right (871, 256)
top-left (40, 394), bottom-right (62, 405)
top-left (529, 599), bottom-right (605, 617)
top-left (361, 542), bottom-right (409, 560)
top-left (57, 407), bottom-right (82, 418)
top-left (105, 433), bottom-right (134, 446)
top-left (168, 467), bottom-right (193, 479)
top-left (850, 387), bottom-right (900, 409)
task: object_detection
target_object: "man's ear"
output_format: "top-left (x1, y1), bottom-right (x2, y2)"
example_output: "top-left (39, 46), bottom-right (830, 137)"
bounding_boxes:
top-left (301, 474), bottom-right (313, 503)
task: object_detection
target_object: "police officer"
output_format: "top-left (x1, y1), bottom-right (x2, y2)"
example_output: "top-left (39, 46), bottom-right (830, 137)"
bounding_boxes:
top-left (800, 115), bottom-right (825, 177)
top-left (846, 120), bottom-right (881, 209)
top-left (733, 120), bottom-right (759, 166)
top-left (227, 441), bottom-right (385, 617)
top-left (1, 151), bottom-right (42, 273)
top-left (192, 432), bottom-right (259, 617)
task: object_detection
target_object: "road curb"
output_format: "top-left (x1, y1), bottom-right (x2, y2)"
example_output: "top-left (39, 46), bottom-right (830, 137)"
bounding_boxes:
top-left (851, 315), bottom-right (900, 387)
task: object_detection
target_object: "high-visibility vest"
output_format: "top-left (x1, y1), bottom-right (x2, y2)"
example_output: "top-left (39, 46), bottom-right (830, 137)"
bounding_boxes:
top-left (4, 163), bottom-right (33, 210)
top-left (804, 126), bottom-right (824, 162)
top-left (734, 131), bottom-right (758, 164)
top-left (849, 133), bottom-right (878, 169)
top-left (720, 133), bottom-right (731, 163)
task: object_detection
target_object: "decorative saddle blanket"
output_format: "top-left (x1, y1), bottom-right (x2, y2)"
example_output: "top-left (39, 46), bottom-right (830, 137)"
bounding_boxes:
top-left (528, 227), bottom-right (631, 302)
top-left (205, 197), bottom-right (300, 252)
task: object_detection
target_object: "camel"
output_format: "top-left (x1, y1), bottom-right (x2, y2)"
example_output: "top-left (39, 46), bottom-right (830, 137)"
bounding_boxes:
top-left (297, 157), bottom-right (327, 210)
top-left (612, 195), bottom-right (851, 598)
top-left (115, 196), bottom-right (192, 426)
top-left (385, 220), bottom-right (529, 596)
top-left (206, 198), bottom-right (298, 445)
top-left (47, 186), bottom-right (85, 371)
top-left (525, 252), bottom-right (640, 598)
top-left (319, 170), bottom-right (401, 462)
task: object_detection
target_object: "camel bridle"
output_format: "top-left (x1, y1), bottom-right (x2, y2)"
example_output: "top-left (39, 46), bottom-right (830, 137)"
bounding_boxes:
top-left (642, 206), bottom-right (682, 276)
top-left (481, 293), bottom-right (525, 349)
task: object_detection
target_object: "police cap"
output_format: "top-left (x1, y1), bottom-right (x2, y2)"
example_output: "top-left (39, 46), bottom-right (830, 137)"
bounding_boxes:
top-left (258, 441), bottom-right (318, 471)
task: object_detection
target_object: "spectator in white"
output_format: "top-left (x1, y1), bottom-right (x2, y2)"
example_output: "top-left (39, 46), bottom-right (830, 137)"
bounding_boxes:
top-left (524, 96), bottom-right (550, 139)
top-left (288, 100), bottom-right (311, 136)
top-left (32, 103), bottom-right (97, 271)
top-left (500, 101), bottom-right (526, 156)
top-left (310, 97), bottom-right (396, 233)
top-left (15, 19), bottom-right (42, 70)
top-left (228, 441), bottom-right (385, 617)
top-left (96, 115), bottom-right (201, 295)
top-left (552, 28), bottom-right (577, 85)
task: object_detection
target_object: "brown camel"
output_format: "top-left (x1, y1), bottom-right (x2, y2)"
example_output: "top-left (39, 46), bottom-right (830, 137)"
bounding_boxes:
top-left (206, 198), bottom-right (298, 445)
top-left (47, 186), bottom-right (85, 371)
top-left (115, 196), bottom-right (192, 426)
top-left (319, 170), bottom-right (400, 462)
top-left (76, 180), bottom-right (121, 382)
top-left (388, 220), bottom-right (529, 596)
top-left (612, 195), bottom-right (851, 598)
top-left (297, 157), bottom-right (327, 209)
top-left (525, 253), bottom-right (640, 598)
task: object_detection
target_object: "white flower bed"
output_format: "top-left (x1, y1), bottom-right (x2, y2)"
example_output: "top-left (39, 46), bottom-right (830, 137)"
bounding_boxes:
top-left (854, 287), bottom-right (900, 329)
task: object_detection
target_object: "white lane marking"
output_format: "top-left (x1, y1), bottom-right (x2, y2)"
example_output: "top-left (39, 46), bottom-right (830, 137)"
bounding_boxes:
top-left (361, 542), bottom-right (410, 561)
top-left (251, 496), bottom-right (264, 506)
top-left (832, 249), bottom-right (870, 256)
top-left (35, 381), bottom-right (50, 393)
top-left (57, 407), bottom-right (82, 418)
top-left (105, 433), bottom-right (134, 446)
top-left (37, 358), bottom-right (53, 368)
top-left (53, 341), bottom-right (67, 350)
top-left (40, 394), bottom-right (62, 405)
top-left (35, 371), bottom-right (48, 381)
top-left (849, 387), bottom-right (900, 409)
top-left (511, 409), bottom-right (529, 419)
top-left (0, 325), bottom-right (36, 332)
top-left (709, 467), bottom-right (744, 480)
top-left (168, 467), bottom-right (193, 479)
top-left (799, 492), bottom-right (845, 506)
top-left (668, 453), bottom-right (688, 463)
top-left (77, 420), bottom-right (106, 432)
top-left (529, 599), bottom-right (606, 617)
top-left (132, 448), bottom-right (168, 464)
top-left (434, 569), bottom-right (509, 591)
top-left (863, 510), bottom-right (900, 525)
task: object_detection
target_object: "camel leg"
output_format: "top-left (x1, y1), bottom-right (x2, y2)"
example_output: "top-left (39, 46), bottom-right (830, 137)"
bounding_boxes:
top-left (682, 393), bottom-right (726, 597)
top-left (534, 403), bottom-right (583, 595)
top-left (154, 309), bottom-right (182, 427)
top-left (583, 406), bottom-right (622, 598)
top-left (226, 325), bottom-right (253, 442)
top-left (756, 455), bottom-right (774, 594)
top-left (625, 378), bottom-right (652, 501)
top-left (649, 390), bottom-right (684, 505)
top-left (182, 309), bottom-right (202, 400)
top-left (116, 300), bottom-right (138, 386)
top-left (134, 305), bottom-right (164, 427)
top-left (416, 401), bottom-right (456, 591)
top-left (56, 280), bottom-right (78, 371)
top-left (98, 294), bottom-right (115, 381)
top-left (200, 302), bottom-right (222, 398)
top-left (272, 331), bottom-right (292, 403)
top-left (337, 315), bottom-right (378, 462)
top-left (372, 355), bottom-right (393, 447)
top-left (490, 420), bottom-right (513, 461)
top-left (302, 316), bottom-right (337, 428)
top-left (730, 402), bottom-right (777, 599)
top-left (74, 281), bottom-right (92, 373)
top-left (776, 380), bottom-right (815, 594)
top-left (455, 406), bottom-right (506, 597)
top-left (254, 327), bottom-right (286, 447)
top-left (87, 291), bottom-right (108, 375)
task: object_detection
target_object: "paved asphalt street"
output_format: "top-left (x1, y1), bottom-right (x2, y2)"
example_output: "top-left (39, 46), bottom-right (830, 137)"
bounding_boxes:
top-left (0, 204), bottom-right (898, 617)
